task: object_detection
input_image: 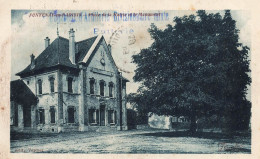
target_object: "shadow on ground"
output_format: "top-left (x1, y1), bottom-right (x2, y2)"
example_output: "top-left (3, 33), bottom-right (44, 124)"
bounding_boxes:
top-left (137, 131), bottom-right (250, 140)
top-left (137, 130), bottom-right (251, 153)
top-left (11, 129), bottom-right (251, 154)
top-left (11, 132), bottom-right (59, 140)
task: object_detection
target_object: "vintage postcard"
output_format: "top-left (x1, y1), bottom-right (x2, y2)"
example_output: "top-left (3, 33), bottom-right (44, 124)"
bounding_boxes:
top-left (1, 0), bottom-right (260, 159)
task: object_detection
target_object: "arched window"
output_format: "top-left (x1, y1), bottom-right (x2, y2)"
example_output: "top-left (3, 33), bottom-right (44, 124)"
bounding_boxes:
top-left (100, 80), bottom-right (105, 96)
top-left (38, 79), bottom-right (42, 95)
top-left (109, 82), bottom-right (114, 97)
top-left (67, 77), bottom-right (73, 93)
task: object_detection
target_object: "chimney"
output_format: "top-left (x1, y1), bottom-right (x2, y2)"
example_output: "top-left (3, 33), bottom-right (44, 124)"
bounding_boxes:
top-left (30, 54), bottom-right (35, 66)
top-left (108, 44), bottom-right (111, 53)
top-left (44, 37), bottom-right (50, 48)
top-left (69, 28), bottom-right (75, 64)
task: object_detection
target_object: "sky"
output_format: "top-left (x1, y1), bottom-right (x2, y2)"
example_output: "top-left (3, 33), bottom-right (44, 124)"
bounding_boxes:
top-left (11, 10), bottom-right (251, 99)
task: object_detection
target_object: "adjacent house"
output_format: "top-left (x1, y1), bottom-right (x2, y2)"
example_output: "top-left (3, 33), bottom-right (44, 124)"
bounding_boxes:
top-left (10, 29), bottom-right (128, 132)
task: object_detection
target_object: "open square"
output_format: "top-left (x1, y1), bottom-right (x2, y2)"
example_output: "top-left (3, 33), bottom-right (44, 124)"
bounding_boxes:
top-left (11, 129), bottom-right (251, 154)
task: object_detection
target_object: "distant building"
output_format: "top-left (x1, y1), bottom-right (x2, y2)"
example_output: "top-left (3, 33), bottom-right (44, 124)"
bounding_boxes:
top-left (11, 29), bottom-right (128, 132)
top-left (148, 113), bottom-right (190, 130)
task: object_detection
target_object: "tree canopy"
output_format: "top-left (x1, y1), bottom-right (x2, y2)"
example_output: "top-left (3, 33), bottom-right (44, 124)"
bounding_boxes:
top-left (131, 10), bottom-right (251, 132)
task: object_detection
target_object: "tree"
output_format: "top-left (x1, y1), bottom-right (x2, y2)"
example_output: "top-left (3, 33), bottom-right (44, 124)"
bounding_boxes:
top-left (127, 93), bottom-right (150, 125)
top-left (132, 10), bottom-right (251, 134)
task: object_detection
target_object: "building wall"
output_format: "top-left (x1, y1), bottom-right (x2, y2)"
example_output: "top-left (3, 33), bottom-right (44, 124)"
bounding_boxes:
top-left (19, 71), bottom-right (60, 132)
top-left (148, 113), bottom-right (172, 130)
top-left (61, 72), bottom-right (80, 94)
top-left (85, 39), bottom-right (120, 127)
top-left (13, 39), bottom-right (127, 132)
top-left (22, 71), bottom-right (58, 96)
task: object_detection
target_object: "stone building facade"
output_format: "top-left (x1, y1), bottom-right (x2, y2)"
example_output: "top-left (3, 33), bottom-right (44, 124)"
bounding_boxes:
top-left (11, 29), bottom-right (128, 132)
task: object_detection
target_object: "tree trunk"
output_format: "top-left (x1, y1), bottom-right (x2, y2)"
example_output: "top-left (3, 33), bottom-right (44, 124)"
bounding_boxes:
top-left (190, 111), bottom-right (197, 135)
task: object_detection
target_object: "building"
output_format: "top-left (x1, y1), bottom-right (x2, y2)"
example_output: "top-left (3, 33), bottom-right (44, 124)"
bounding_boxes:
top-left (148, 113), bottom-right (190, 130)
top-left (10, 29), bottom-right (128, 132)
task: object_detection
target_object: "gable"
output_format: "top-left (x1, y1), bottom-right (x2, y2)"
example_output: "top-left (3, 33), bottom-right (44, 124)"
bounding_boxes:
top-left (76, 36), bottom-right (98, 63)
top-left (82, 36), bottom-right (118, 74)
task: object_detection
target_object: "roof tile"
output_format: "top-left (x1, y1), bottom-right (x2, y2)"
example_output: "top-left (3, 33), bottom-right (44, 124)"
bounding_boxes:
top-left (16, 36), bottom-right (98, 76)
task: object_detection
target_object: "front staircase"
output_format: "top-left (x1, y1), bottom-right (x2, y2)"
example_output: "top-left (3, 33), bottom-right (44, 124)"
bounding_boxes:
top-left (89, 126), bottom-right (117, 132)
top-left (63, 125), bottom-right (79, 132)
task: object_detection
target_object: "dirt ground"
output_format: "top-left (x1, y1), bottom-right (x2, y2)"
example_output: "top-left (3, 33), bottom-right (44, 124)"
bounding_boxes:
top-left (10, 129), bottom-right (251, 154)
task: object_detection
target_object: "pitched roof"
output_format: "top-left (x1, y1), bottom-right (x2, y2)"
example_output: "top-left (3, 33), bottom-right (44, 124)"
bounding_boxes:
top-left (81, 35), bottom-right (102, 63)
top-left (10, 80), bottom-right (38, 106)
top-left (16, 35), bottom-right (98, 77)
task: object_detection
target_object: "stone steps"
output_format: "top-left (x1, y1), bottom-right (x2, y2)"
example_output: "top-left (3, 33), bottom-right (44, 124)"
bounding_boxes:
top-left (89, 126), bottom-right (117, 132)
top-left (63, 125), bottom-right (79, 132)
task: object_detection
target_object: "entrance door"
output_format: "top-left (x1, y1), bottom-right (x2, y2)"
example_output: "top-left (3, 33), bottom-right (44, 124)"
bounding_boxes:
top-left (23, 106), bottom-right (31, 127)
top-left (100, 105), bottom-right (105, 126)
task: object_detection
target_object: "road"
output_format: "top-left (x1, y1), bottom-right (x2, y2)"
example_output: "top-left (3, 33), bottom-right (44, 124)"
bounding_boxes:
top-left (10, 129), bottom-right (251, 154)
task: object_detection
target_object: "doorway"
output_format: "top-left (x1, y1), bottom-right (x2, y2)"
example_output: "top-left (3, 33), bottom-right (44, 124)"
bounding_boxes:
top-left (23, 106), bottom-right (31, 127)
top-left (100, 105), bottom-right (105, 126)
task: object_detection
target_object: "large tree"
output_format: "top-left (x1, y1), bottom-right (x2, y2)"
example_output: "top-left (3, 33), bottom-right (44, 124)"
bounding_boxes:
top-left (131, 10), bottom-right (251, 133)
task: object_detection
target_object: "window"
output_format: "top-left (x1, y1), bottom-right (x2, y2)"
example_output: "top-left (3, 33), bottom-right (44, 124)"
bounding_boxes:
top-left (38, 79), bottom-right (42, 94)
top-left (68, 77), bottom-right (73, 93)
top-left (90, 79), bottom-right (95, 94)
top-left (49, 77), bottom-right (55, 93)
top-left (89, 109), bottom-right (96, 123)
top-left (67, 107), bottom-right (75, 123)
top-left (38, 109), bottom-right (45, 124)
top-left (108, 110), bottom-right (117, 124)
top-left (96, 109), bottom-right (99, 124)
top-left (49, 106), bottom-right (55, 123)
top-left (89, 109), bottom-right (99, 124)
top-left (12, 103), bottom-right (18, 126)
top-left (100, 81), bottom-right (105, 96)
top-left (109, 82), bottom-right (114, 97)
top-left (108, 110), bottom-right (115, 123)
top-left (114, 111), bottom-right (117, 124)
